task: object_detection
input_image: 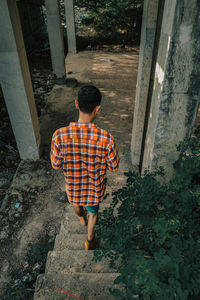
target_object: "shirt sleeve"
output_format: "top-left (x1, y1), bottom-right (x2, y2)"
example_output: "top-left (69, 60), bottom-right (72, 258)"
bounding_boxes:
top-left (50, 131), bottom-right (63, 170)
top-left (106, 137), bottom-right (120, 172)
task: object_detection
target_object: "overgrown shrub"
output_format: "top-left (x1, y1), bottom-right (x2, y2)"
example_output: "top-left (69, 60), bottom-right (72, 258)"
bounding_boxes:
top-left (76, 0), bottom-right (143, 39)
top-left (94, 127), bottom-right (200, 300)
top-left (60, 0), bottom-right (142, 45)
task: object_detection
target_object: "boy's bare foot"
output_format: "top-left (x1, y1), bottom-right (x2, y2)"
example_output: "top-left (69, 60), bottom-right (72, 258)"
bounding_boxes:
top-left (85, 236), bottom-right (96, 250)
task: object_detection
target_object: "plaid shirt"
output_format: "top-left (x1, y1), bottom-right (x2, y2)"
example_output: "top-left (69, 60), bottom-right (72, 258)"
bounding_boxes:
top-left (50, 122), bottom-right (120, 205)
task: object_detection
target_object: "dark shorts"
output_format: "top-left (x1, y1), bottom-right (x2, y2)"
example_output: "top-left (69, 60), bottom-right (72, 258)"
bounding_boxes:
top-left (86, 205), bottom-right (99, 214)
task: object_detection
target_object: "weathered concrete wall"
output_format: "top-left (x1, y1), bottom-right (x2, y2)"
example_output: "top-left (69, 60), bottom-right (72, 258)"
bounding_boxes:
top-left (0, 0), bottom-right (41, 160)
top-left (142, 0), bottom-right (200, 176)
top-left (131, 0), bottom-right (159, 168)
top-left (65, 0), bottom-right (77, 54)
top-left (45, 0), bottom-right (66, 81)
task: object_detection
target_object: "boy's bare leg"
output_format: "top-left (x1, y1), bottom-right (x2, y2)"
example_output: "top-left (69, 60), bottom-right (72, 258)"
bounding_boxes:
top-left (73, 204), bottom-right (83, 216)
top-left (73, 204), bottom-right (87, 226)
top-left (87, 212), bottom-right (98, 241)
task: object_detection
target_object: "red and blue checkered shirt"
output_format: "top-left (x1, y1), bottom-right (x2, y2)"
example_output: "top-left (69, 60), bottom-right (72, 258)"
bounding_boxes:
top-left (50, 122), bottom-right (120, 205)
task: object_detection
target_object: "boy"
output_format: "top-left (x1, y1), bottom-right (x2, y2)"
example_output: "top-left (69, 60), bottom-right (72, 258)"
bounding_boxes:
top-left (50, 85), bottom-right (120, 250)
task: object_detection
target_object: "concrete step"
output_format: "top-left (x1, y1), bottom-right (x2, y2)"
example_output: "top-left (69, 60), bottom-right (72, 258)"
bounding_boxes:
top-left (60, 219), bottom-right (88, 234)
top-left (54, 233), bottom-right (89, 251)
top-left (53, 231), bottom-right (106, 252)
top-left (45, 250), bottom-right (120, 274)
top-left (34, 273), bottom-right (122, 300)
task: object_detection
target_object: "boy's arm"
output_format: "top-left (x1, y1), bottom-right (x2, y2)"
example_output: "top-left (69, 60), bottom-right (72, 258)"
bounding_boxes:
top-left (50, 131), bottom-right (63, 170)
top-left (106, 138), bottom-right (120, 172)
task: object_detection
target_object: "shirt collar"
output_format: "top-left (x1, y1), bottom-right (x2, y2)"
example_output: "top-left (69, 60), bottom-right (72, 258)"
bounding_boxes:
top-left (69, 122), bottom-right (95, 128)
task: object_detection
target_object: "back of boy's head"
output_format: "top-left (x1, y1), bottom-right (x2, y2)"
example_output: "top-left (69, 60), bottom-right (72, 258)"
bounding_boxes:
top-left (78, 85), bottom-right (102, 114)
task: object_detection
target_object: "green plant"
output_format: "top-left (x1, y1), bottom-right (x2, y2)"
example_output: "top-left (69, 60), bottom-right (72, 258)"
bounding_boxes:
top-left (94, 127), bottom-right (200, 300)
top-left (74, 0), bottom-right (143, 44)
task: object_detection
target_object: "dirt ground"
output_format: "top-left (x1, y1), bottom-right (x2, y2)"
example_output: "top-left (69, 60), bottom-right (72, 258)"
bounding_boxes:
top-left (0, 50), bottom-right (139, 295)
top-left (40, 50), bottom-right (139, 154)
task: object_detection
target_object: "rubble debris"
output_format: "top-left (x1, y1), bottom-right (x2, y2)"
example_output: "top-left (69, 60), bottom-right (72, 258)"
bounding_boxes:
top-left (66, 78), bottom-right (78, 87)
top-left (32, 263), bottom-right (41, 271)
top-left (100, 58), bottom-right (112, 62)
top-left (14, 279), bottom-right (21, 286)
top-left (14, 202), bottom-right (20, 209)
top-left (23, 262), bottom-right (30, 270)
top-left (22, 273), bottom-right (32, 282)
top-left (19, 173), bottom-right (32, 181)
top-left (68, 71), bottom-right (79, 75)
top-left (14, 213), bottom-right (20, 218)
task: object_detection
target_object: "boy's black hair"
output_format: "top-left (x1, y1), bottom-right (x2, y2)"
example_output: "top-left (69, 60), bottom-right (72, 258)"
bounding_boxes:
top-left (77, 85), bottom-right (102, 114)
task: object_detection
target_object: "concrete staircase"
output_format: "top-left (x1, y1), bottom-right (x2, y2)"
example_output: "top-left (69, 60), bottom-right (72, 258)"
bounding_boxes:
top-left (34, 155), bottom-right (132, 300)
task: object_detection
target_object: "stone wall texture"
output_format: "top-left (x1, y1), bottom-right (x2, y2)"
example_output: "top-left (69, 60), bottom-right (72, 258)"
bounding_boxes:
top-left (131, 0), bottom-right (159, 168)
top-left (142, 0), bottom-right (200, 176)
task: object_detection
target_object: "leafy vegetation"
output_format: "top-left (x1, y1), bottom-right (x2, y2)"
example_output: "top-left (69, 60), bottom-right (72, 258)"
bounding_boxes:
top-left (74, 0), bottom-right (143, 43)
top-left (60, 0), bottom-right (143, 47)
top-left (94, 127), bottom-right (200, 300)
top-left (3, 234), bottom-right (55, 300)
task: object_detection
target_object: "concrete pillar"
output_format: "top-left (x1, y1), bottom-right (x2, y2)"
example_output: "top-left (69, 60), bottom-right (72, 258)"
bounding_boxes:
top-left (0, 0), bottom-right (41, 160)
top-left (131, 0), bottom-right (160, 168)
top-left (64, 0), bottom-right (77, 54)
top-left (141, 0), bottom-right (200, 176)
top-left (45, 0), bottom-right (66, 82)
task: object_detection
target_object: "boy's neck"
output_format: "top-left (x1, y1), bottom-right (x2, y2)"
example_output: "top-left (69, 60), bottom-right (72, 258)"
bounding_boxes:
top-left (78, 111), bottom-right (94, 124)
